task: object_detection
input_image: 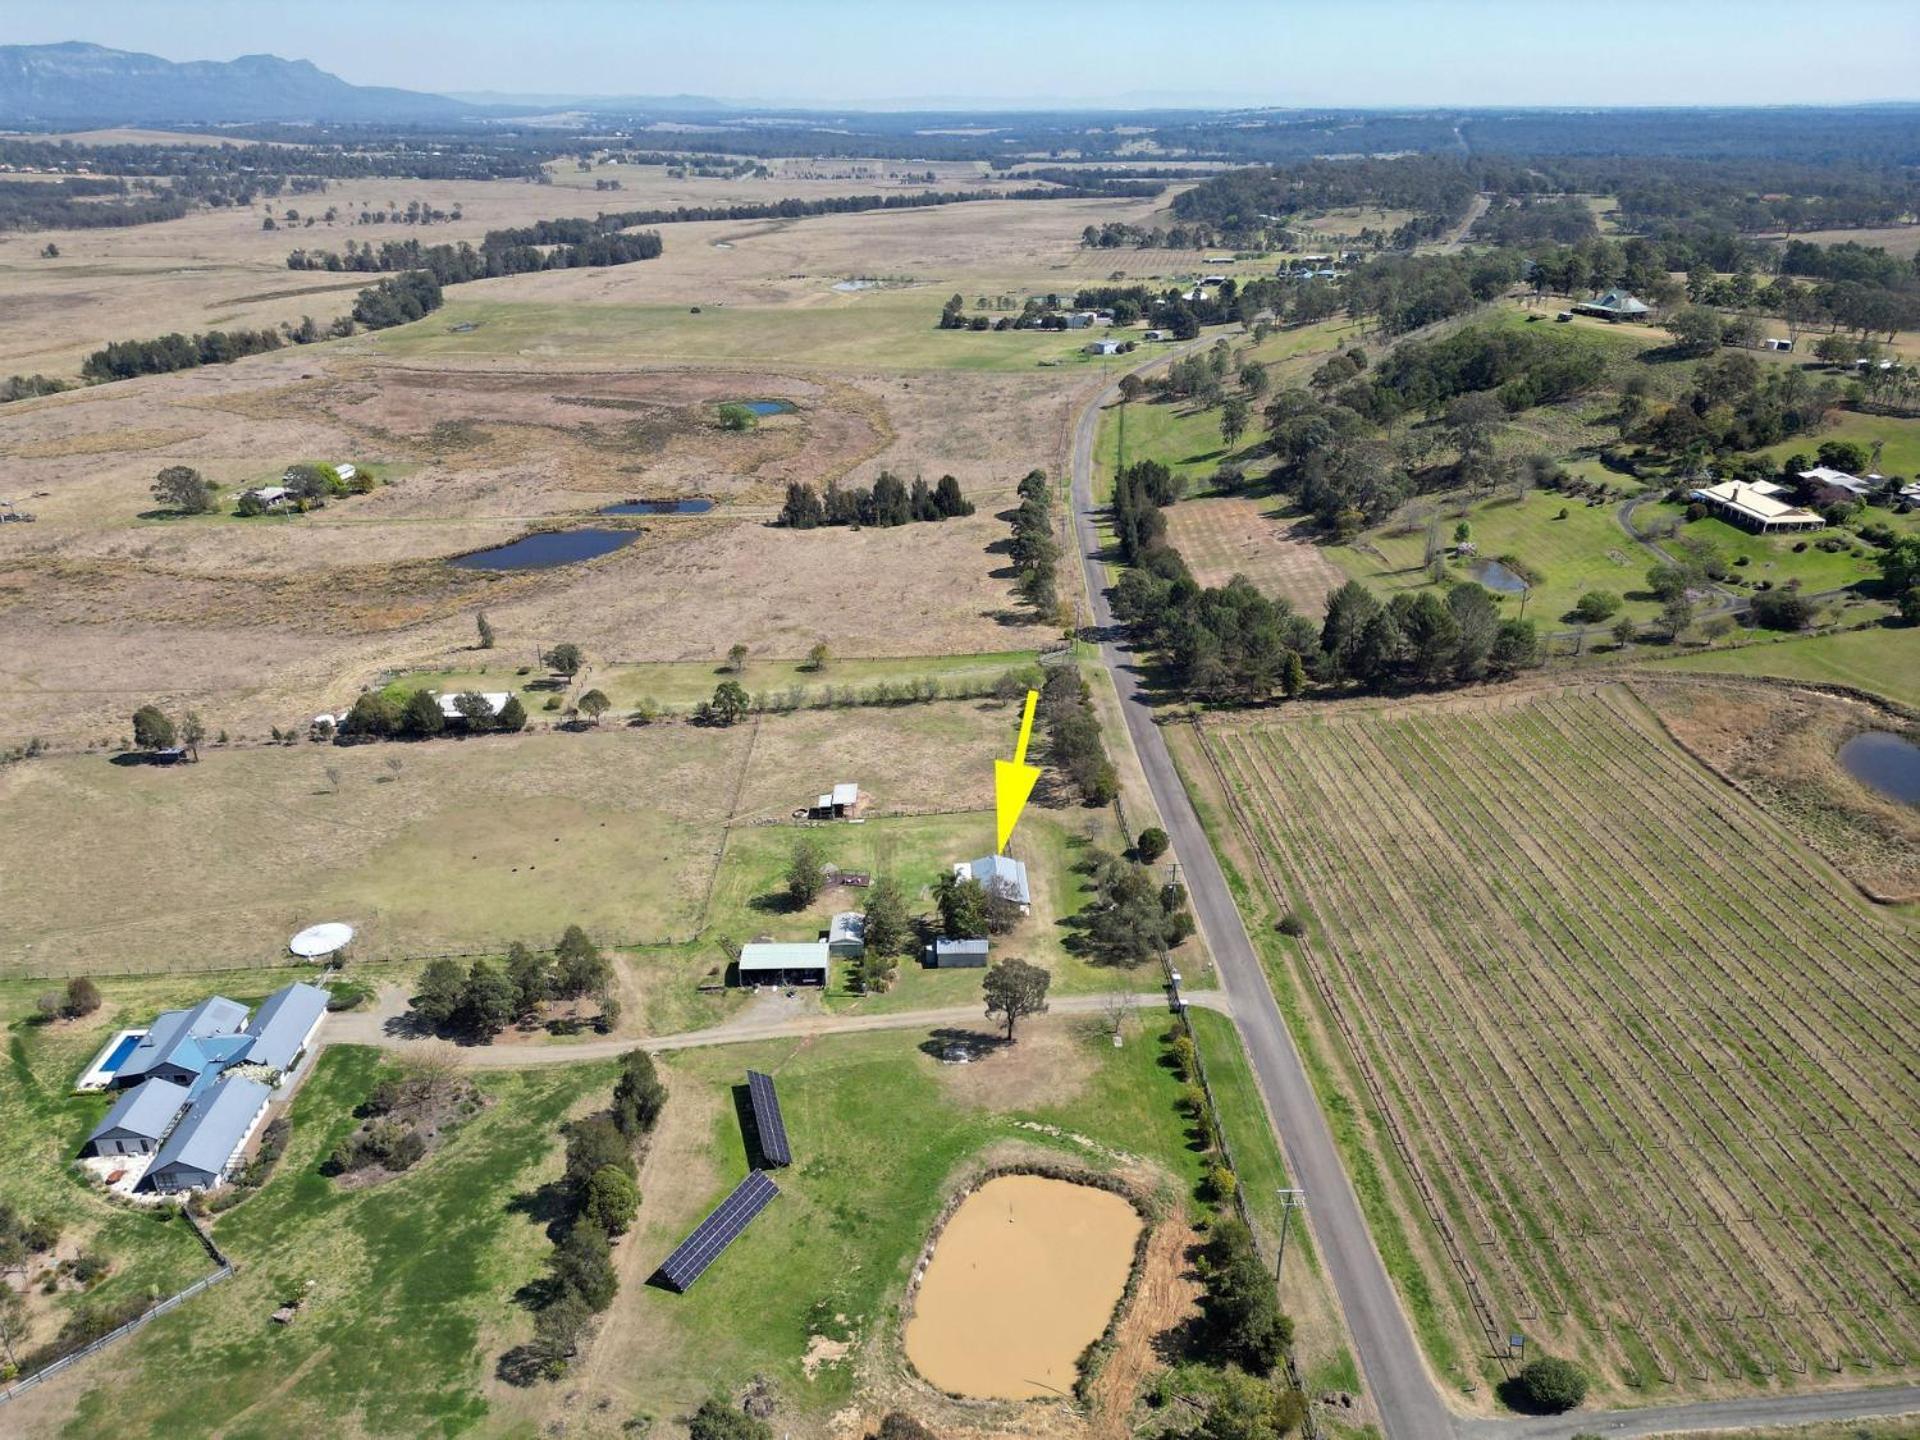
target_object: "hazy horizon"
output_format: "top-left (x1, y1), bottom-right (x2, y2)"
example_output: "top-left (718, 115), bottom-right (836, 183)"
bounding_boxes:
top-left (9, 0), bottom-right (1920, 111)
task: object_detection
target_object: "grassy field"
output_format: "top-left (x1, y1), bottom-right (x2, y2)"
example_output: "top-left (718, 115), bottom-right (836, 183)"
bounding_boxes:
top-left (1184, 685), bottom-right (1919, 1403)
top-left (1752, 410), bottom-right (1920, 479)
top-left (375, 293), bottom-right (1118, 372)
top-left (1639, 623), bottom-right (1920, 709)
top-left (1637, 504), bottom-right (1887, 595)
top-left (386, 649), bottom-right (1043, 719)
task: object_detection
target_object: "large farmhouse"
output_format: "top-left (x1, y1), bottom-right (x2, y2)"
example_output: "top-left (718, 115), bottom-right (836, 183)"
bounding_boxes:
top-left (1572, 288), bottom-right (1652, 321)
top-left (1690, 479), bottom-right (1823, 533)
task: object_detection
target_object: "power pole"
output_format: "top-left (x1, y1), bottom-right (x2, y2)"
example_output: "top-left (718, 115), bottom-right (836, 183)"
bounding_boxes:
top-left (1275, 1188), bottom-right (1306, 1288)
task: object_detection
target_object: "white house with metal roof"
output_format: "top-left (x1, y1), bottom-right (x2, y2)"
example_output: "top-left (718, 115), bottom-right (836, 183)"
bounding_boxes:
top-left (434, 691), bottom-right (512, 722)
top-left (1691, 480), bottom-right (1824, 533)
top-left (737, 941), bottom-right (831, 987)
top-left (955, 853), bottom-right (1032, 913)
top-left (85, 1078), bottom-right (192, 1158)
top-left (140, 1076), bottom-right (272, 1194)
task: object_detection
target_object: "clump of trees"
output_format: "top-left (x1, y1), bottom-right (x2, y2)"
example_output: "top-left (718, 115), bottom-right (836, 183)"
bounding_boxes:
top-left (1037, 663), bottom-right (1117, 804)
top-left (150, 465), bottom-right (217, 515)
top-left (81, 326), bottom-right (287, 382)
top-left (1075, 848), bottom-right (1192, 965)
top-left (1197, 1216), bottom-right (1294, 1374)
top-left (35, 977), bottom-right (101, 1023)
top-left (350, 269), bottom-right (443, 330)
top-left (502, 1049), bottom-right (665, 1384)
top-left (130, 704), bottom-right (205, 759)
top-left (856, 875), bottom-right (913, 993)
top-left (777, 472), bottom-right (972, 528)
top-left (410, 925), bottom-right (615, 1039)
top-left (337, 687), bottom-right (526, 741)
top-left (1008, 469), bottom-right (1060, 619)
top-left (1511, 1356), bottom-right (1589, 1414)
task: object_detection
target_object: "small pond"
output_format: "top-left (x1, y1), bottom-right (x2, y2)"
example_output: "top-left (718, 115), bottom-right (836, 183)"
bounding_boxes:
top-left (832, 278), bottom-right (879, 291)
top-left (736, 399), bottom-right (795, 417)
top-left (600, 497), bottom-right (714, 516)
top-left (1838, 731), bottom-right (1920, 808)
top-left (449, 528), bottom-right (638, 571)
top-left (1470, 558), bottom-right (1531, 594)
top-left (904, 1174), bottom-right (1141, 1400)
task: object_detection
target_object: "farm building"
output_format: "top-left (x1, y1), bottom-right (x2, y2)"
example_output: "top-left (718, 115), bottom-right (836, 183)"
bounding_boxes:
top-left (931, 937), bottom-right (990, 968)
top-left (1796, 466), bottom-right (1876, 499)
top-left (242, 484), bottom-right (292, 511)
top-left (955, 853), bottom-right (1032, 912)
top-left (239, 982), bottom-right (328, 1073)
top-left (1572, 289), bottom-right (1651, 321)
top-left (1063, 311), bottom-right (1097, 329)
top-left (434, 690), bottom-right (512, 723)
top-left (826, 912), bottom-right (866, 960)
top-left (140, 1077), bottom-right (272, 1194)
top-left (1086, 339), bottom-right (1124, 356)
top-left (113, 996), bottom-right (250, 1089)
top-left (737, 941), bottom-right (830, 987)
top-left (1691, 480), bottom-right (1823, 533)
top-left (85, 1078), bottom-right (192, 1158)
top-left (807, 781), bottom-right (861, 820)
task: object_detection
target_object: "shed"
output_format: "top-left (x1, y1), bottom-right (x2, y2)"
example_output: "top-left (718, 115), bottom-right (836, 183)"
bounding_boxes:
top-left (85, 1078), bottom-right (191, 1158)
top-left (240, 982), bottom-right (328, 1075)
top-left (1086, 339), bottom-right (1124, 356)
top-left (334, 463), bottom-right (357, 482)
top-left (737, 941), bottom-right (830, 988)
top-left (826, 912), bottom-right (866, 960)
top-left (932, 937), bottom-right (990, 968)
top-left (808, 782), bottom-right (860, 820)
top-left (140, 1076), bottom-right (272, 1193)
top-left (246, 485), bottom-right (292, 509)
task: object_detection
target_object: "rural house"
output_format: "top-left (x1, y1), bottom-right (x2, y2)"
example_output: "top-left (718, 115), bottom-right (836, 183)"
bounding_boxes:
top-left (433, 690), bottom-right (512, 724)
top-left (1691, 480), bottom-right (1823, 533)
top-left (1796, 466), bottom-right (1876, 501)
top-left (955, 853), bottom-right (1031, 913)
top-left (113, 996), bottom-right (250, 1089)
top-left (85, 1078), bottom-right (192, 1158)
top-left (737, 941), bottom-right (831, 987)
top-left (1086, 339), bottom-right (1124, 356)
top-left (239, 981), bottom-right (329, 1073)
top-left (931, 936), bottom-right (990, 968)
top-left (140, 1076), bottom-right (273, 1194)
top-left (1572, 289), bottom-right (1651, 321)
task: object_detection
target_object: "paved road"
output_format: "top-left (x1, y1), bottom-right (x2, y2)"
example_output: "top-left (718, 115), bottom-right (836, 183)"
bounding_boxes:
top-left (1067, 359), bottom-right (1918, 1440)
top-left (324, 988), bottom-right (1220, 1066)
top-left (1069, 364), bottom-right (1456, 1440)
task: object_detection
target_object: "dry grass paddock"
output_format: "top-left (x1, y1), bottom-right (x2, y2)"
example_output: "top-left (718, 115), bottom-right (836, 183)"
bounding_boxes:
top-left (1162, 494), bottom-right (1349, 616)
top-left (0, 698), bottom-right (1021, 978)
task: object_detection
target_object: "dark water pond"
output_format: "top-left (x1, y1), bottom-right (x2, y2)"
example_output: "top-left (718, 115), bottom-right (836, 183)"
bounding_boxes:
top-left (1470, 559), bottom-right (1530, 594)
top-left (1838, 731), bottom-right (1920, 807)
top-left (739, 399), bottom-right (795, 416)
top-left (600, 497), bottom-right (714, 515)
top-left (450, 528), bottom-right (638, 571)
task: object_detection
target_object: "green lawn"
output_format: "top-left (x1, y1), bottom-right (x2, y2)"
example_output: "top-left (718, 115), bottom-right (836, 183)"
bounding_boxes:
top-left (1329, 489), bottom-right (1665, 625)
top-left (1638, 504), bottom-right (1885, 595)
top-left (1643, 623), bottom-right (1920, 708)
top-left (387, 650), bottom-right (1043, 718)
top-left (374, 295), bottom-right (1119, 372)
top-left (615, 1015), bottom-right (1210, 1420)
top-left (1752, 409), bottom-right (1920, 479)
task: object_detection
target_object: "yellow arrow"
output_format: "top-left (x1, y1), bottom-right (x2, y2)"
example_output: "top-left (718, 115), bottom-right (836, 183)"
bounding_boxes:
top-left (994, 688), bottom-right (1042, 854)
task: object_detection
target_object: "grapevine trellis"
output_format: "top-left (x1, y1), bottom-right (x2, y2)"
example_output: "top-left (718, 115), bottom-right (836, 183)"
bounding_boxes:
top-left (1194, 683), bottom-right (1918, 1393)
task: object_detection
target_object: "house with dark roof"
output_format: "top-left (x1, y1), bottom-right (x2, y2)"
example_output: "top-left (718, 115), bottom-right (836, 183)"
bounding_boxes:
top-left (112, 996), bottom-right (249, 1089)
top-left (140, 1077), bottom-right (272, 1194)
top-left (241, 982), bottom-right (329, 1074)
top-left (85, 1078), bottom-right (191, 1158)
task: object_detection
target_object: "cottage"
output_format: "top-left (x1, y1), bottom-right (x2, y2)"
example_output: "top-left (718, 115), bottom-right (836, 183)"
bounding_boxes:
top-left (85, 1078), bottom-right (192, 1158)
top-left (931, 937), bottom-right (990, 968)
top-left (140, 1076), bottom-right (272, 1194)
top-left (736, 941), bottom-right (830, 988)
top-left (1572, 289), bottom-right (1651, 322)
top-left (434, 690), bottom-right (512, 723)
top-left (241, 982), bottom-right (329, 1075)
top-left (955, 853), bottom-right (1032, 913)
top-left (1086, 339), bottom-right (1124, 356)
top-left (113, 996), bottom-right (250, 1089)
top-left (826, 912), bottom-right (866, 960)
top-left (1692, 480), bottom-right (1823, 533)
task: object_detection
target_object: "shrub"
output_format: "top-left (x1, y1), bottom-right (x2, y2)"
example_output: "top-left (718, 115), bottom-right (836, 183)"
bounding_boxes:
top-left (1515, 1356), bottom-right (1589, 1413)
top-left (1276, 912), bottom-right (1306, 937)
top-left (1135, 827), bottom-right (1170, 863)
top-left (687, 1398), bottom-right (773, 1440)
top-left (1571, 591), bottom-right (1620, 624)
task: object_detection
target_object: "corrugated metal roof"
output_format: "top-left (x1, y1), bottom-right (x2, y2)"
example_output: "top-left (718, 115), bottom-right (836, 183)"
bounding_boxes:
top-left (145, 1076), bottom-right (270, 1184)
top-left (827, 913), bottom-right (864, 943)
top-left (117, 996), bottom-right (248, 1082)
top-left (935, 937), bottom-right (990, 958)
top-left (831, 782), bottom-right (858, 807)
top-left (967, 853), bottom-right (1032, 904)
top-left (737, 941), bottom-right (830, 971)
top-left (88, 1077), bottom-right (191, 1145)
top-left (242, 982), bottom-right (328, 1070)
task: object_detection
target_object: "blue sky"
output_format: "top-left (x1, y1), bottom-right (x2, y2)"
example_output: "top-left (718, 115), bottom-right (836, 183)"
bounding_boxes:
top-left (11, 0), bottom-right (1920, 108)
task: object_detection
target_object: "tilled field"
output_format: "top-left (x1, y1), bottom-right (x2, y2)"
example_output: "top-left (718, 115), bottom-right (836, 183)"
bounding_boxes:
top-left (1196, 683), bottom-right (1918, 1398)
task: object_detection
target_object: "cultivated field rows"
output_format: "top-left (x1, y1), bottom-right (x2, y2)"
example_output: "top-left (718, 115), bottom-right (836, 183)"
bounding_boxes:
top-left (1198, 685), bottom-right (1917, 1398)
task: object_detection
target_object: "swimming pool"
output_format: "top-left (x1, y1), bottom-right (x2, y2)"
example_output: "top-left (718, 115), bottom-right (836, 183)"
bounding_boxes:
top-left (101, 1032), bottom-right (141, 1073)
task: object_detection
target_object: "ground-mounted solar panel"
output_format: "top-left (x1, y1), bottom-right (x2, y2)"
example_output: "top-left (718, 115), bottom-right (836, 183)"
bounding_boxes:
top-left (746, 1069), bottom-right (792, 1168)
top-left (655, 1169), bottom-right (779, 1292)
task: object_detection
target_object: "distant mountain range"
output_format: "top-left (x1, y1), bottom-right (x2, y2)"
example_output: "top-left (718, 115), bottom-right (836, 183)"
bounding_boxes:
top-left (0, 42), bottom-right (475, 125)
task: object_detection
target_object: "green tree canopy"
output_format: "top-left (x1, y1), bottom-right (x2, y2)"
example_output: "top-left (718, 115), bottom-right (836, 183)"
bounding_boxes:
top-left (983, 957), bottom-right (1051, 1041)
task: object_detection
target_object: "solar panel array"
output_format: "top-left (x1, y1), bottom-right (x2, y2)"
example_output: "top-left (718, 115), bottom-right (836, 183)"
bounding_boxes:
top-left (746, 1069), bottom-right (792, 1167)
top-left (655, 1169), bottom-right (780, 1292)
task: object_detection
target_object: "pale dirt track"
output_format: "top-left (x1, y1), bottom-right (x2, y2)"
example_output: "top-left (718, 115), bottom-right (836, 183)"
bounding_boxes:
top-left (1066, 342), bottom-right (1920, 1440)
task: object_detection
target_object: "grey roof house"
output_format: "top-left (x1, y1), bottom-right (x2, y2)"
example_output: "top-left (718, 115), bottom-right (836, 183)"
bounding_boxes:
top-left (113, 996), bottom-right (250, 1089)
top-left (241, 982), bottom-right (329, 1073)
top-left (140, 1076), bottom-right (272, 1194)
top-left (85, 1078), bottom-right (192, 1158)
top-left (957, 853), bottom-right (1031, 911)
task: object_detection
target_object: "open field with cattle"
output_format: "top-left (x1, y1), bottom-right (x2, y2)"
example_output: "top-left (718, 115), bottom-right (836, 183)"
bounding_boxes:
top-left (1179, 683), bottom-right (1919, 1404)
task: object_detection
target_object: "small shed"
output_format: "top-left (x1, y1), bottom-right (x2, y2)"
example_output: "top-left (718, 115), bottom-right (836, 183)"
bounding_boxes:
top-left (1086, 339), bottom-right (1124, 356)
top-left (737, 941), bottom-right (830, 988)
top-left (807, 782), bottom-right (861, 820)
top-left (826, 912), bottom-right (866, 960)
top-left (931, 937), bottom-right (990, 968)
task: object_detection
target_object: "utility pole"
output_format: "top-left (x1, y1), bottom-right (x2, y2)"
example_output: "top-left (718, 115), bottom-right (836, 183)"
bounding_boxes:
top-left (1275, 1188), bottom-right (1306, 1288)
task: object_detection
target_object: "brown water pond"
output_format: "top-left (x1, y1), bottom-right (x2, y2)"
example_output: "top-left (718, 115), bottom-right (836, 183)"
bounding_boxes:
top-left (903, 1173), bottom-right (1142, 1401)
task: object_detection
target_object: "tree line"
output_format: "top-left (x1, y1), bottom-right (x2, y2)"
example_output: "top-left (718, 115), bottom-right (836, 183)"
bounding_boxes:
top-left (286, 228), bottom-right (663, 282)
top-left (776, 472), bottom-right (972, 528)
top-left (410, 925), bottom-right (617, 1040)
top-left (1008, 469), bottom-right (1061, 620)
